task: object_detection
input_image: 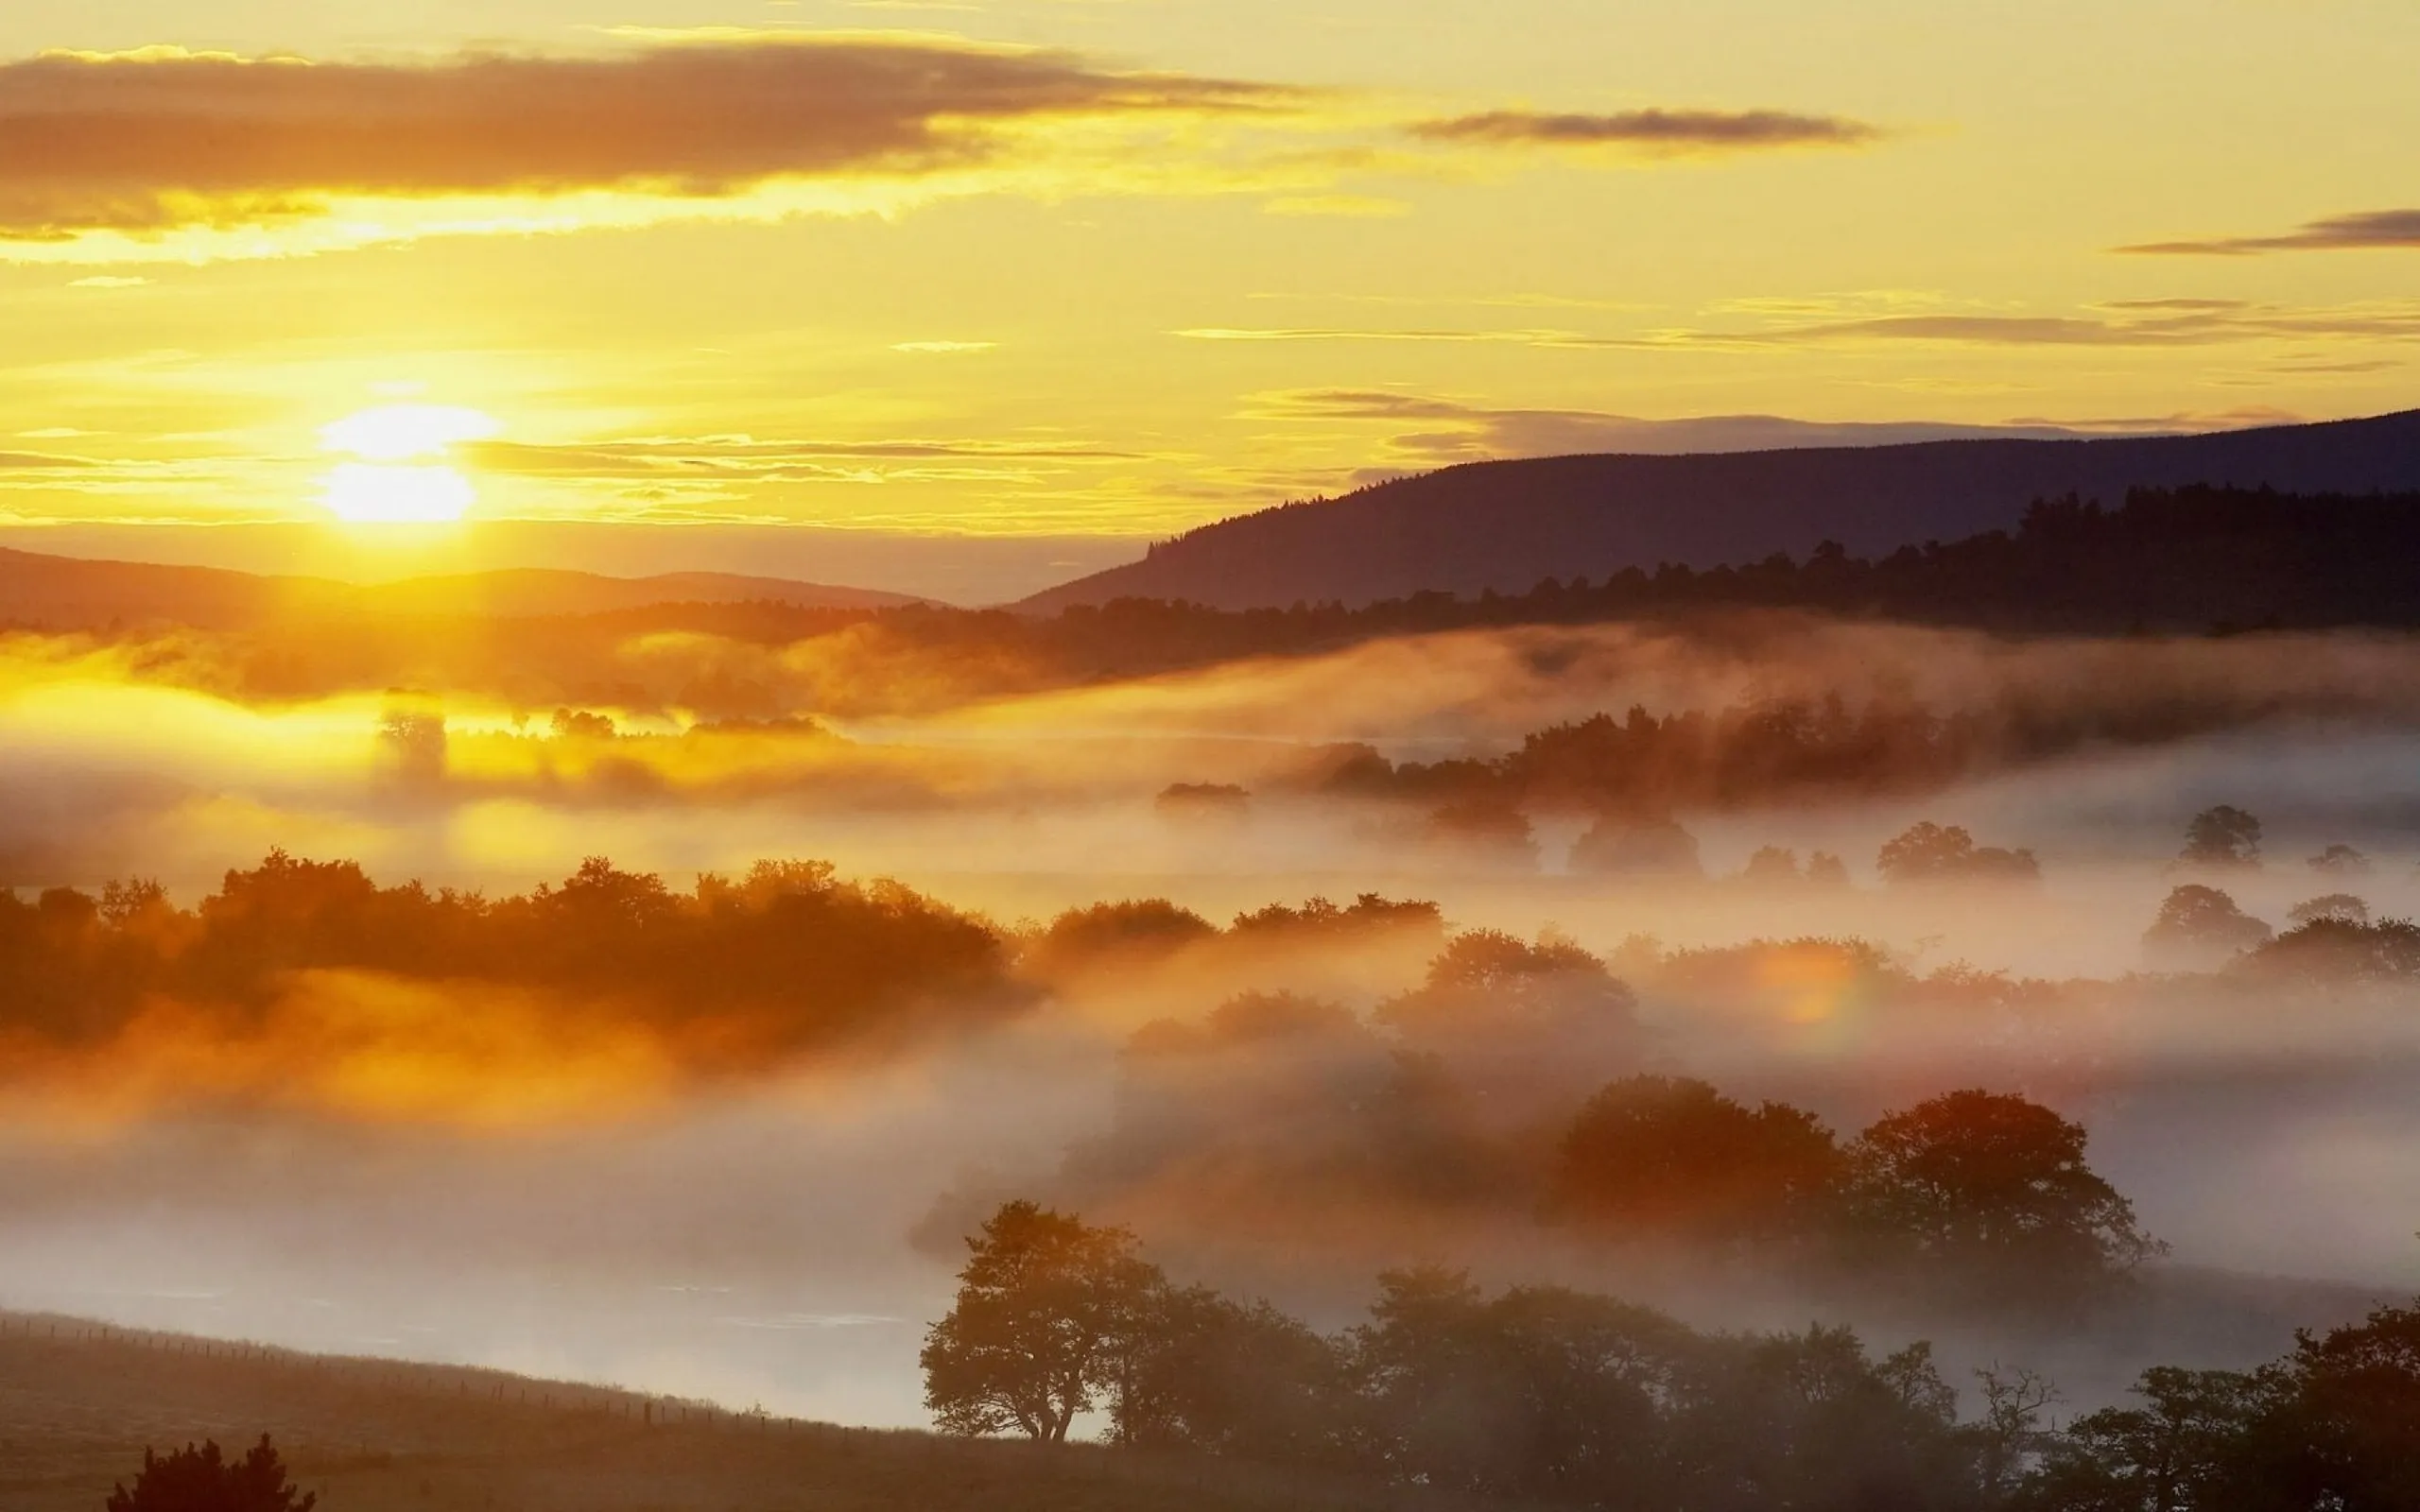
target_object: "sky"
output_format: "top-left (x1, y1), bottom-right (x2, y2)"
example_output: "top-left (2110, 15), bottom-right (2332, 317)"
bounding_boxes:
top-left (0, 0), bottom-right (2416, 587)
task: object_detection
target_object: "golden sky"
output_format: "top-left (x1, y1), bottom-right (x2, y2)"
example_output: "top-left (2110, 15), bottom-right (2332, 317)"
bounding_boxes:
top-left (1, 0), bottom-right (2416, 546)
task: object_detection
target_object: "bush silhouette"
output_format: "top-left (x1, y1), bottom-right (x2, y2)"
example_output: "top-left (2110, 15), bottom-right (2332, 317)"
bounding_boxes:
top-left (108, 1436), bottom-right (317, 1512)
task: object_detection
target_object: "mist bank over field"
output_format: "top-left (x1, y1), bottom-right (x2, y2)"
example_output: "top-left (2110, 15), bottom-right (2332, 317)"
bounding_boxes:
top-left (4, 841), bottom-right (2417, 1428)
top-left (13, 612), bottom-right (2420, 955)
top-left (7, 599), bottom-right (2420, 1439)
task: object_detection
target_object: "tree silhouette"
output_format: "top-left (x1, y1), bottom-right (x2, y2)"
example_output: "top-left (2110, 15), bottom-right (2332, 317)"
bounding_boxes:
top-left (1568, 816), bottom-right (1703, 878)
top-left (1876, 822), bottom-right (2040, 885)
top-left (1112, 1284), bottom-right (1348, 1463)
top-left (2305, 843), bottom-right (2371, 877)
top-left (2288, 893), bottom-right (2370, 927)
top-left (921, 1200), bottom-right (1161, 1443)
top-left (2180, 805), bottom-right (2262, 868)
top-left (2144, 885), bottom-right (2273, 967)
top-left (2241, 916), bottom-right (2420, 985)
top-left (1844, 1090), bottom-right (2165, 1304)
top-left (1553, 1075), bottom-right (1841, 1246)
top-left (107, 1436), bottom-right (316, 1512)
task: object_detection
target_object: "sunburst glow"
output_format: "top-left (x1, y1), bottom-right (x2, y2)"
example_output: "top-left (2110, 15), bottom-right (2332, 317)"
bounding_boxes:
top-left (319, 461), bottom-right (478, 524)
top-left (317, 403), bottom-right (500, 524)
top-left (320, 404), bottom-right (501, 462)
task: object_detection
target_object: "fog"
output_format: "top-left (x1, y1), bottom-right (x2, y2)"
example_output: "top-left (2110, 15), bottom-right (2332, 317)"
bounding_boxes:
top-left (4, 613), bottom-right (2418, 1427)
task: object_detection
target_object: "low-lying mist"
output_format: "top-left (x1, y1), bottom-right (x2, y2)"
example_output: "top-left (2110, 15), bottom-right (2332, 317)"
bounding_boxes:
top-left (4, 610), bottom-right (2418, 1428)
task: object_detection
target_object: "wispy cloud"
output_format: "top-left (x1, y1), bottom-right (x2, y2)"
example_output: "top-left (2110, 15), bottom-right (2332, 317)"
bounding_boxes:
top-left (1729, 303), bottom-right (2420, 347)
top-left (1248, 387), bottom-right (2294, 475)
top-left (1173, 326), bottom-right (1646, 349)
top-left (467, 435), bottom-right (1143, 489)
top-left (2118, 208), bottom-right (2420, 256)
top-left (1409, 108), bottom-right (1883, 154)
top-left (1171, 296), bottom-right (2420, 354)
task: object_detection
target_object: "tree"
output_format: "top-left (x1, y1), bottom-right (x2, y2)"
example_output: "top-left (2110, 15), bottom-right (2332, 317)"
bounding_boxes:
top-left (2241, 916), bottom-right (2420, 984)
top-left (108, 1436), bottom-right (317, 1512)
top-left (1113, 1285), bottom-right (1348, 1464)
top-left (1375, 931), bottom-right (1641, 1104)
top-left (2014, 1303), bottom-right (2420, 1510)
top-left (1155, 782), bottom-right (1251, 827)
top-left (2276, 1302), bottom-right (2420, 1508)
top-left (1876, 823), bottom-right (2040, 885)
top-left (2307, 843), bottom-right (2372, 877)
top-left (1843, 1091), bottom-right (2164, 1304)
top-left (2179, 806), bottom-right (2261, 868)
top-left (1738, 846), bottom-right (1804, 885)
top-left (1422, 799), bottom-right (1540, 871)
top-left (1553, 1075), bottom-right (1841, 1246)
top-left (1569, 816), bottom-right (1703, 879)
top-left (2017, 1366), bottom-right (2277, 1512)
top-left (2142, 885), bottom-right (2273, 968)
top-left (921, 1200), bottom-right (1162, 1443)
top-left (2288, 893), bottom-right (2369, 927)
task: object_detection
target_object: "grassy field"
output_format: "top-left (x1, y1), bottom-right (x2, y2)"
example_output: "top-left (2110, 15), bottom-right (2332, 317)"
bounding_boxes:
top-left (0, 1312), bottom-right (1471, 1512)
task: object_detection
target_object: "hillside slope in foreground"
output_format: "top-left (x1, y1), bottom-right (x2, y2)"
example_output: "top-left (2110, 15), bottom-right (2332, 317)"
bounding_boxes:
top-left (0, 1313), bottom-right (1447, 1512)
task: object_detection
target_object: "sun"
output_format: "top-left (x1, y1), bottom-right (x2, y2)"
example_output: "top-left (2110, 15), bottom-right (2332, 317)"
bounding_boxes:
top-left (317, 403), bottom-right (502, 524)
top-left (320, 462), bottom-right (479, 524)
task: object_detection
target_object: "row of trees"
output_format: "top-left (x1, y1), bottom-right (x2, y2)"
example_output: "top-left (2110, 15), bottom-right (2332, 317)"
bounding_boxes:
top-left (0, 851), bottom-right (1013, 1061)
top-left (2145, 885), bottom-right (2420, 978)
top-left (1315, 694), bottom-right (2127, 827)
top-left (925, 1201), bottom-right (2416, 1510)
top-left (1552, 1082), bottom-right (2160, 1299)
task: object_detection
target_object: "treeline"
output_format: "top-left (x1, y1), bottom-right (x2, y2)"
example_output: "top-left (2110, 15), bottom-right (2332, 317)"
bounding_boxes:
top-left (565, 482), bottom-right (2420, 662)
top-left (48, 485), bottom-right (2420, 722)
top-left (1305, 699), bottom-right (2066, 828)
top-left (0, 852), bottom-right (1458, 1086)
top-left (925, 1200), bottom-right (2418, 1510)
top-left (0, 851), bottom-right (1012, 1065)
top-left (575, 484), bottom-right (2420, 658)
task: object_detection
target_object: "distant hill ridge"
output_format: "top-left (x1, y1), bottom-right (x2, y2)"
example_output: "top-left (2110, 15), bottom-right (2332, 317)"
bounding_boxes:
top-left (0, 550), bottom-right (921, 630)
top-left (1020, 409), bottom-right (2420, 611)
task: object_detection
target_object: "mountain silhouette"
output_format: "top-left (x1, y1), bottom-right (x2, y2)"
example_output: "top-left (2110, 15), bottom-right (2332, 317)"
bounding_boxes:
top-left (1021, 409), bottom-right (2420, 611)
top-left (0, 550), bottom-right (921, 630)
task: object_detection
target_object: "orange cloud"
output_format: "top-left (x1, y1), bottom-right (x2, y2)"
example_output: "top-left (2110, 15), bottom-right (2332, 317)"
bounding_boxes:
top-left (0, 35), bottom-right (1297, 239)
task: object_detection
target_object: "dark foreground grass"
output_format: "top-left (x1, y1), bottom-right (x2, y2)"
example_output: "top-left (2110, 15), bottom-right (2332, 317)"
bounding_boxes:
top-left (0, 1312), bottom-right (1495, 1512)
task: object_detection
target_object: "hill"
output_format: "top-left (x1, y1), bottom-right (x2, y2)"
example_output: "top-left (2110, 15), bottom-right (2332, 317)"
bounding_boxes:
top-left (0, 550), bottom-right (920, 631)
top-left (0, 1313), bottom-right (1436, 1512)
top-left (1021, 409), bottom-right (2420, 611)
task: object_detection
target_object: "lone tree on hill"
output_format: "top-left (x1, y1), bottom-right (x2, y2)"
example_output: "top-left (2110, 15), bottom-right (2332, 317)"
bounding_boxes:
top-left (921, 1200), bottom-right (1162, 1443)
top-left (108, 1436), bottom-right (317, 1512)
